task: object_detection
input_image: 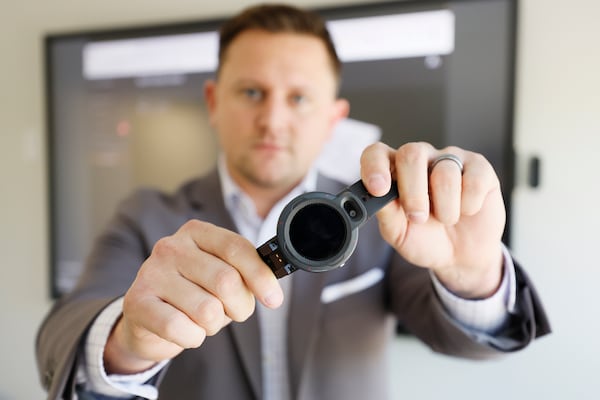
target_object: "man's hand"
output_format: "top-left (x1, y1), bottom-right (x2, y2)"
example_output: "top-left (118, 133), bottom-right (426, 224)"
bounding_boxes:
top-left (360, 142), bottom-right (506, 299)
top-left (104, 220), bottom-right (283, 374)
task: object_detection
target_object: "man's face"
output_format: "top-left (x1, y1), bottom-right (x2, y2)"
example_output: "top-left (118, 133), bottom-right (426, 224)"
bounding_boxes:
top-left (205, 30), bottom-right (349, 192)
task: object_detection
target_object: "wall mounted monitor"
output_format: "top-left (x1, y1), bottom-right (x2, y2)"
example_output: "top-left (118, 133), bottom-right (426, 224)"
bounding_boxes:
top-left (45, 0), bottom-right (517, 297)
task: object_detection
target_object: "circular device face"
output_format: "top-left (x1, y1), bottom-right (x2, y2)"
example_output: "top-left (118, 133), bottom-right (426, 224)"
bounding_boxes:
top-left (288, 203), bottom-right (347, 261)
top-left (262, 179), bottom-right (398, 278)
top-left (278, 192), bottom-right (359, 273)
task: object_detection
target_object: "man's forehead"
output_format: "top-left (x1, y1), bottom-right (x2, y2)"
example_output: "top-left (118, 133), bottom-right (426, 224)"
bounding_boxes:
top-left (218, 30), bottom-right (337, 85)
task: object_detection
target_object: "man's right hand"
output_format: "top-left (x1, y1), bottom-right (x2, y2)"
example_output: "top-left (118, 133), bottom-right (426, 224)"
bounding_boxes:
top-left (103, 220), bottom-right (283, 374)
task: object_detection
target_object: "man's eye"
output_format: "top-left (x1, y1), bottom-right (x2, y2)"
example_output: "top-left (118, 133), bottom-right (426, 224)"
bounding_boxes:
top-left (243, 88), bottom-right (262, 100)
top-left (291, 94), bottom-right (306, 105)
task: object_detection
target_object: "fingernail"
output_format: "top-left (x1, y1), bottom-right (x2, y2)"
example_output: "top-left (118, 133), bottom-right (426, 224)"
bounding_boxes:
top-left (264, 290), bottom-right (283, 308)
top-left (368, 174), bottom-right (387, 194)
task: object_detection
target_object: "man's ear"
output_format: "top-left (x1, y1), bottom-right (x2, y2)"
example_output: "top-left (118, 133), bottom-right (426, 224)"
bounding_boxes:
top-left (204, 79), bottom-right (217, 126)
top-left (327, 98), bottom-right (350, 138)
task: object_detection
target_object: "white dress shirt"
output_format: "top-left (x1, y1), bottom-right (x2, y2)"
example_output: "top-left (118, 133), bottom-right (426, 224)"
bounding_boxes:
top-left (79, 157), bottom-right (516, 399)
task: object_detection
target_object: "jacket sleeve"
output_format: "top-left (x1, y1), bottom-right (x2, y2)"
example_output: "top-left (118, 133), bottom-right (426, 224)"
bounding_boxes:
top-left (36, 190), bottom-right (167, 399)
top-left (36, 297), bottom-right (118, 399)
top-left (387, 252), bottom-right (551, 359)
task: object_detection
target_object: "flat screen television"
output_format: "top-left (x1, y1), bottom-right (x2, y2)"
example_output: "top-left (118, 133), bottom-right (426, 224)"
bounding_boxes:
top-left (45, 0), bottom-right (517, 297)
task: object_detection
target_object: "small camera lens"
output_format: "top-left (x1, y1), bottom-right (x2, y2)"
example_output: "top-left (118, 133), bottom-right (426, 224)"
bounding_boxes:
top-left (343, 200), bottom-right (363, 221)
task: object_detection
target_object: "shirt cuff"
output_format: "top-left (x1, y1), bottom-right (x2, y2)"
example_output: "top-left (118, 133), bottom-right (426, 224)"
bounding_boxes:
top-left (83, 297), bottom-right (168, 399)
top-left (430, 244), bottom-right (517, 333)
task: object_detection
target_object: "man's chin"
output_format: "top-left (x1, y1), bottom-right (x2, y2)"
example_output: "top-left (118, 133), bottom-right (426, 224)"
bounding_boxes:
top-left (238, 157), bottom-right (306, 189)
top-left (249, 160), bottom-right (291, 183)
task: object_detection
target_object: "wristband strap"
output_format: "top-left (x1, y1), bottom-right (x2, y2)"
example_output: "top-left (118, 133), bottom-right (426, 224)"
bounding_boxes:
top-left (342, 180), bottom-right (398, 219)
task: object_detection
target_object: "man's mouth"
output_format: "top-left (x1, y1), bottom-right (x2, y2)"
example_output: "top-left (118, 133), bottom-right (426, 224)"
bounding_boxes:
top-left (254, 142), bottom-right (285, 152)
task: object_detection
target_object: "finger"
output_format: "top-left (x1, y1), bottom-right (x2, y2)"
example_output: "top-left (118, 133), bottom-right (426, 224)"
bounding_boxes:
top-left (181, 220), bottom-right (284, 309)
top-left (429, 153), bottom-right (463, 225)
top-left (133, 244), bottom-right (234, 337)
top-left (394, 142), bottom-right (434, 223)
top-left (126, 293), bottom-right (208, 352)
top-left (149, 232), bottom-right (255, 322)
top-left (155, 272), bottom-right (232, 336)
top-left (360, 142), bottom-right (395, 196)
top-left (177, 248), bottom-right (256, 323)
top-left (460, 152), bottom-right (501, 216)
top-left (373, 198), bottom-right (409, 249)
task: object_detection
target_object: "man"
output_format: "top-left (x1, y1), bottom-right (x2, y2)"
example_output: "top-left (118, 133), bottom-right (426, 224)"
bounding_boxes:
top-left (37, 4), bottom-right (550, 400)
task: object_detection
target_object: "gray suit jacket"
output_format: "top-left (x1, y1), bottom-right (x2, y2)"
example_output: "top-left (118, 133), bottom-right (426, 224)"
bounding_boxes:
top-left (36, 171), bottom-right (550, 400)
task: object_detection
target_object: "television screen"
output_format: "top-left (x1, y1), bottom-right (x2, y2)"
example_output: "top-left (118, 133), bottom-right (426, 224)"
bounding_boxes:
top-left (45, 0), bottom-right (516, 297)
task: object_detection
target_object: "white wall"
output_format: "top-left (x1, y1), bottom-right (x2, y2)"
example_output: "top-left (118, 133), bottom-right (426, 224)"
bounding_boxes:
top-left (0, 0), bottom-right (598, 399)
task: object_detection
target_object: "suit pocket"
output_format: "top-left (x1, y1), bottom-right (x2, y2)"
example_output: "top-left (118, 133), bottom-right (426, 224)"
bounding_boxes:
top-left (320, 268), bottom-right (384, 304)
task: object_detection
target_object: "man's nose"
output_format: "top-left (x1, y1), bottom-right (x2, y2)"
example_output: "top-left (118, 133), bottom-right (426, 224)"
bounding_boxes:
top-left (256, 95), bottom-right (291, 134)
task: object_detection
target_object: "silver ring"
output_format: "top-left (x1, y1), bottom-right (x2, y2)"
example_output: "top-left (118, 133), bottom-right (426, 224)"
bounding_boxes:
top-left (430, 153), bottom-right (464, 173)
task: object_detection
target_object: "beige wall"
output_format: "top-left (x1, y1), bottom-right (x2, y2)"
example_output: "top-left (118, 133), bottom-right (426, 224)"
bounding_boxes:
top-left (1, 1), bottom-right (598, 399)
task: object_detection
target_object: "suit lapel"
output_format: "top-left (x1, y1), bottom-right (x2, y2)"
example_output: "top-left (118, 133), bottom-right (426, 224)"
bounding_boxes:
top-left (288, 271), bottom-right (327, 397)
top-left (230, 315), bottom-right (262, 399)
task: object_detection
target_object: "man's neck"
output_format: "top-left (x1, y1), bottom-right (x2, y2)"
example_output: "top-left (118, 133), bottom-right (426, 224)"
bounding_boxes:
top-left (217, 158), bottom-right (302, 219)
top-left (238, 180), bottom-right (299, 219)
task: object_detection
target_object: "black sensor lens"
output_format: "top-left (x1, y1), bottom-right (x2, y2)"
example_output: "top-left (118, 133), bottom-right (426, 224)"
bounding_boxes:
top-left (343, 199), bottom-right (363, 221)
top-left (288, 203), bottom-right (346, 261)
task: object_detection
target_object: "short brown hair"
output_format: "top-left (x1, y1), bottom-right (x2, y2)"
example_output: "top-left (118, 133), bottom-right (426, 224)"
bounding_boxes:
top-left (217, 3), bottom-right (341, 81)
